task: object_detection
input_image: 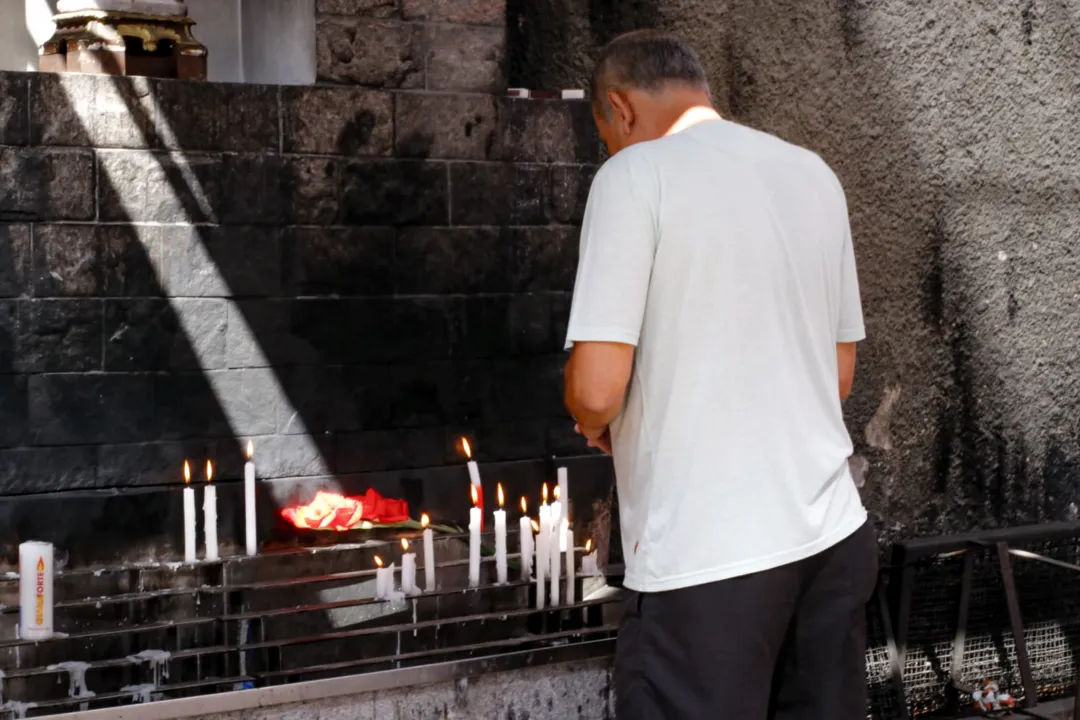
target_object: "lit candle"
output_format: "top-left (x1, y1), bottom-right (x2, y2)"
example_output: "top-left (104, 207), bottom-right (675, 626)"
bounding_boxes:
top-left (244, 441), bottom-right (257, 556)
top-left (203, 460), bottom-right (218, 561)
top-left (468, 484), bottom-right (481, 588)
top-left (537, 501), bottom-right (551, 610)
top-left (182, 461), bottom-right (196, 563)
top-left (401, 539), bottom-right (417, 596)
top-left (19, 541), bottom-right (54, 641)
top-left (421, 513), bottom-right (435, 592)
top-left (565, 526), bottom-right (576, 606)
top-left (374, 555), bottom-right (389, 600)
top-left (581, 538), bottom-right (599, 576)
top-left (462, 438), bottom-right (484, 531)
top-left (550, 484), bottom-right (563, 552)
top-left (557, 466), bottom-right (569, 552)
top-left (494, 483), bottom-right (507, 585)
top-left (519, 497), bottom-right (533, 580)
top-left (549, 512), bottom-right (561, 607)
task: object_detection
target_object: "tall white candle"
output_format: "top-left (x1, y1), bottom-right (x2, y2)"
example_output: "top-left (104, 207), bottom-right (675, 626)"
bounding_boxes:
top-left (182, 461), bottom-right (196, 563)
top-left (537, 504), bottom-right (551, 610)
top-left (519, 498), bottom-right (533, 580)
top-left (374, 556), bottom-right (388, 600)
top-left (565, 527), bottom-right (576, 606)
top-left (550, 484), bottom-right (563, 554)
top-left (468, 485), bottom-right (482, 588)
top-left (494, 484), bottom-right (508, 584)
top-left (462, 438), bottom-right (484, 531)
top-left (19, 541), bottom-right (54, 641)
top-left (557, 467), bottom-right (569, 552)
top-left (582, 539), bottom-right (599, 576)
top-left (203, 461), bottom-right (218, 561)
top-left (401, 539), bottom-right (417, 596)
top-left (421, 514), bottom-right (435, 592)
top-left (549, 519), bottom-right (561, 607)
top-left (244, 441), bottom-right (257, 556)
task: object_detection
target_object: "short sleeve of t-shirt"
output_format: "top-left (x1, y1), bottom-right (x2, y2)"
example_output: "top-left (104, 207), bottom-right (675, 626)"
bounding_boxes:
top-left (836, 194), bottom-right (865, 343)
top-left (564, 152), bottom-right (658, 350)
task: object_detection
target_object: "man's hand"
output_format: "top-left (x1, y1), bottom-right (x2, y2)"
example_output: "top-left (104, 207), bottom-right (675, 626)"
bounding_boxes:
top-left (575, 423), bottom-right (612, 454)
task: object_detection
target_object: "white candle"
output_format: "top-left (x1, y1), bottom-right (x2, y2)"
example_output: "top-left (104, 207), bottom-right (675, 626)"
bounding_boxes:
top-left (557, 467), bottom-right (569, 552)
top-left (537, 504), bottom-right (550, 609)
top-left (550, 484), bottom-right (563, 553)
top-left (494, 484), bottom-right (508, 585)
top-left (203, 460), bottom-right (218, 561)
top-left (462, 438), bottom-right (484, 531)
top-left (565, 528), bottom-right (576, 606)
top-left (421, 514), bottom-right (435, 592)
top-left (401, 539), bottom-right (417, 596)
top-left (468, 485), bottom-right (481, 588)
top-left (374, 556), bottom-right (388, 600)
top-left (582, 539), bottom-right (599, 576)
top-left (19, 541), bottom-right (54, 641)
top-left (244, 441), bottom-right (257, 556)
top-left (519, 498), bottom-right (533, 580)
top-left (549, 519), bottom-right (561, 607)
top-left (182, 461), bottom-right (196, 563)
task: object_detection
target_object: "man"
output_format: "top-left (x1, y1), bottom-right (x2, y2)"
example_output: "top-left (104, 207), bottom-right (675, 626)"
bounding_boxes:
top-left (563, 30), bottom-right (876, 719)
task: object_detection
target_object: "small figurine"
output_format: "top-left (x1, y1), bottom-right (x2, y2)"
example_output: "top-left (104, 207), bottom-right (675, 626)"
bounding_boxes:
top-left (972, 680), bottom-right (1017, 715)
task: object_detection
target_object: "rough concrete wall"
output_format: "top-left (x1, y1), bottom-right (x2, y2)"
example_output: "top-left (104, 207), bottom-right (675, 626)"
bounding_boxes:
top-left (508, 1), bottom-right (1080, 540)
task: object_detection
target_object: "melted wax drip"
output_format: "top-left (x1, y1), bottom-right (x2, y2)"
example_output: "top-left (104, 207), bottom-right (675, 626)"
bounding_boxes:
top-left (127, 650), bottom-right (171, 687)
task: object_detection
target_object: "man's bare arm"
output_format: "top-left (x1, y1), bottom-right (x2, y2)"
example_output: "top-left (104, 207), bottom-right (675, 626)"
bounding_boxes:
top-left (837, 342), bottom-right (857, 401)
top-left (564, 341), bottom-right (636, 428)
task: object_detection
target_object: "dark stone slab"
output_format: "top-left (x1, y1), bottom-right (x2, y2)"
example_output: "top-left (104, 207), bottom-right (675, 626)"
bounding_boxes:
top-left (220, 154), bottom-right (284, 225)
top-left (342, 160), bottom-right (448, 225)
top-left (389, 361), bottom-right (459, 427)
top-left (508, 226), bottom-right (578, 291)
top-left (345, 297), bottom-right (458, 362)
top-left (153, 80), bottom-right (279, 153)
top-left (444, 420), bottom-right (548, 463)
top-left (97, 439), bottom-right (232, 488)
top-left (0, 301), bottom-right (13, 374)
top-left (337, 427), bottom-right (445, 472)
top-left (426, 25), bottom-right (506, 93)
top-left (316, 0), bottom-right (399, 17)
top-left (161, 225), bottom-right (281, 298)
top-left (282, 226), bottom-right (394, 296)
top-left (493, 98), bottom-right (600, 164)
top-left (402, 0), bottom-right (504, 24)
top-left (15, 299), bottom-right (102, 373)
top-left (449, 162), bottom-right (549, 226)
top-left (31, 224), bottom-right (101, 297)
top-left (277, 364), bottom-right (392, 434)
top-left (0, 148), bottom-right (95, 222)
top-left (395, 93), bottom-right (496, 160)
top-left (283, 156), bottom-right (341, 225)
top-left (104, 298), bottom-right (227, 371)
top-left (484, 356), bottom-right (566, 421)
top-left (100, 225), bottom-right (164, 297)
top-left (98, 151), bottom-right (221, 223)
top-left (31, 73), bottom-right (155, 148)
top-left (0, 74), bottom-right (29, 146)
top-left (28, 373), bottom-right (159, 445)
top-left (394, 227), bottom-right (508, 294)
top-left (244, 434), bottom-right (334, 479)
top-left (154, 369), bottom-right (274, 440)
top-left (507, 293), bottom-right (556, 355)
top-left (551, 291), bottom-right (572, 348)
top-left (550, 164), bottom-right (596, 224)
top-left (283, 86), bottom-right (393, 156)
top-left (0, 224), bottom-right (30, 297)
top-left (226, 299), bottom-right (346, 368)
top-left (316, 17), bottom-right (426, 88)
top-left (0, 375), bottom-right (27, 448)
top-left (0, 446), bottom-right (98, 494)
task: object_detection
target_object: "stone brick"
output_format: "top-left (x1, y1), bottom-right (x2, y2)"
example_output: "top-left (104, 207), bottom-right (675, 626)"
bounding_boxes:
top-left (402, 0), bottom-right (503, 24)
top-left (160, 226), bottom-right (281, 298)
top-left (389, 362), bottom-right (459, 427)
top-left (31, 224), bottom-right (101, 297)
top-left (0, 301), bottom-right (13, 374)
top-left (31, 73), bottom-right (155, 148)
top-left (449, 162), bottom-right (549, 225)
top-left (249, 434), bottom-right (334, 479)
top-left (98, 150), bottom-right (221, 223)
top-left (426, 25), bottom-right (506, 93)
top-left (549, 164), bottom-right (596, 224)
top-left (341, 160), bottom-right (448, 225)
top-left (341, 297), bottom-right (455, 362)
top-left (221, 154), bottom-right (284, 225)
top-left (0, 74), bottom-right (29, 146)
top-left (104, 298), bottom-right (227, 371)
top-left (277, 364), bottom-right (391, 434)
top-left (316, 17), bottom-right (426, 88)
top-left (200, 369), bottom-right (279, 437)
top-left (28, 374), bottom-right (159, 445)
top-left (283, 156), bottom-right (341, 225)
top-left (226, 299), bottom-right (351, 368)
top-left (316, 0), bottom-right (398, 17)
top-left (394, 227), bottom-right (508, 293)
top-left (508, 226), bottom-right (578, 291)
top-left (493, 97), bottom-right (600, 164)
top-left (97, 440), bottom-right (231, 488)
top-left (282, 227), bottom-right (394, 296)
top-left (507, 293), bottom-right (555, 355)
top-left (152, 371), bottom-right (234, 440)
top-left (445, 419), bottom-right (547, 461)
top-left (485, 356), bottom-right (566, 421)
top-left (15, 299), bottom-right (102, 373)
top-left (0, 446), bottom-right (98, 494)
top-left (395, 93), bottom-right (496, 160)
top-left (0, 148), bottom-right (95, 221)
top-left (99, 225), bottom-right (164, 297)
top-left (337, 428), bottom-right (445, 472)
top-left (154, 80), bottom-right (279, 152)
top-left (0, 224), bottom-right (31, 297)
top-left (283, 87), bottom-right (393, 156)
top-left (0, 375), bottom-right (27, 448)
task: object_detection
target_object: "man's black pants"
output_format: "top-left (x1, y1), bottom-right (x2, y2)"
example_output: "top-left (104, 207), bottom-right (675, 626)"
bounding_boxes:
top-left (615, 521), bottom-right (879, 719)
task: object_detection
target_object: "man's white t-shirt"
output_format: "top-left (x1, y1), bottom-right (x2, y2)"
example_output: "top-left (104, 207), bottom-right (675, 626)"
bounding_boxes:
top-left (565, 118), bottom-right (867, 593)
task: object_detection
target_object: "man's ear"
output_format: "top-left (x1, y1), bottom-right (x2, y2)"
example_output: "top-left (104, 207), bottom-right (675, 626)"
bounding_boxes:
top-left (607, 90), bottom-right (634, 135)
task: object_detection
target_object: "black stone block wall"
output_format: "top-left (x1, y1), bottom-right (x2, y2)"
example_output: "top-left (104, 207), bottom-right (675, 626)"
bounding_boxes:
top-left (0, 66), bottom-right (604, 560)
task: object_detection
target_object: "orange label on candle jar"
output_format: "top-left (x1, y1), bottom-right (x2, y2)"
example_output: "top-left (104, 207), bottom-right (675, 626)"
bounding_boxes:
top-left (34, 556), bottom-right (46, 626)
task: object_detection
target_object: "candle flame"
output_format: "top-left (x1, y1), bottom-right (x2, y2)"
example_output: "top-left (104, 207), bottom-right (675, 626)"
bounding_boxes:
top-left (205, 460), bottom-right (214, 483)
top-left (374, 555), bottom-right (384, 568)
top-left (497, 483), bottom-right (504, 507)
top-left (531, 519), bottom-right (540, 533)
top-left (470, 483), bottom-right (479, 506)
top-left (542, 483), bottom-right (549, 503)
top-left (585, 538), bottom-right (593, 553)
top-left (183, 460), bottom-right (191, 485)
top-left (553, 485), bottom-right (561, 501)
top-left (401, 538), bottom-right (410, 551)
top-left (421, 513), bottom-right (430, 529)
top-left (461, 437), bottom-right (472, 459)
top-left (246, 440), bottom-right (254, 460)
top-left (520, 497), bottom-right (527, 514)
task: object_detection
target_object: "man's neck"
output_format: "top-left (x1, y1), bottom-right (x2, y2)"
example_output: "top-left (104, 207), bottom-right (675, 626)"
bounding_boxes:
top-left (665, 105), bottom-right (723, 137)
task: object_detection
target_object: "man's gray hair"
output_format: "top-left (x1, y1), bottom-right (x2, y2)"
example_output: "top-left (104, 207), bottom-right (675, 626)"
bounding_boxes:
top-left (590, 30), bottom-right (710, 119)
